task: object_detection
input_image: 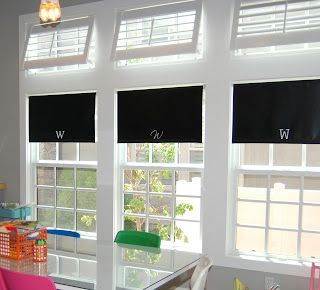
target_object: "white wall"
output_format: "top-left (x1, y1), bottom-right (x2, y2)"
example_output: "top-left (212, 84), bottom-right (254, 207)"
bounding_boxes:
top-left (18, 0), bottom-right (320, 289)
top-left (0, 0), bottom-right (101, 202)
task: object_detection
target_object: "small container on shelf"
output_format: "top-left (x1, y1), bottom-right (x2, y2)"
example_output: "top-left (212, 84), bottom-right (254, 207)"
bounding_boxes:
top-left (33, 239), bottom-right (47, 262)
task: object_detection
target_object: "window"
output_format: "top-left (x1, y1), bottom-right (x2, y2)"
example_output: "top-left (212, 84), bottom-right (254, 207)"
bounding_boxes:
top-left (33, 142), bottom-right (97, 238)
top-left (22, 16), bottom-right (94, 71)
top-left (111, 0), bottom-right (202, 64)
top-left (231, 0), bottom-right (320, 55)
top-left (234, 143), bottom-right (320, 260)
top-left (119, 142), bottom-right (203, 250)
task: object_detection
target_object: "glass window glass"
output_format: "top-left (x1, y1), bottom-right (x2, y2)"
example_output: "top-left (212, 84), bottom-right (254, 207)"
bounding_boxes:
top-left (39, 143), bottom-right (56, 160)
top-left (76, 169), bottom-right (96, 189)
top-left (37, 167), bottom-right (55, 186)
top-left (268, 230), bottom-right (297, 256)
top-left (240, 144), bottom-right (269, 165)
top-left (59, 143), bottom-right (77, 161)
top-left (77, 191), bottom-right (96, 210)
top-left (123, 170), bottom-right (147, 192)
top-left (237, 175), bottom-right (267, 200)
top-left (57, 168), bottom-right (74, 187)
top-left (236, 227), bottom-right (265, 252)
top-left (37, 188), bottom-right (55, 206)
top-left (273, 144), bottom-right (302, 166)
top-left (237, 201), bottom-right (266, 226)
top-left (80, 143), bottom-right (97, 161)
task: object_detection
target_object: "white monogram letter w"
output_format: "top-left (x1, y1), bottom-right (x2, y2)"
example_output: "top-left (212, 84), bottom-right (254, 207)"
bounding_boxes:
top-left (279, 129), bottom-right (290, 140)
top-left (56, 130), bottom-right (65, 140)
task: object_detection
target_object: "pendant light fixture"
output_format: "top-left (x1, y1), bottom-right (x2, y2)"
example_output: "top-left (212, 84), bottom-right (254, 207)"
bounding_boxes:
top-left (39, 0), bottom-right (61, 24)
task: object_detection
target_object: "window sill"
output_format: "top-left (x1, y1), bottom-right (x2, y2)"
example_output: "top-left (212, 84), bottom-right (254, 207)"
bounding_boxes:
top-left (223, 253), bottom-right (312, 277)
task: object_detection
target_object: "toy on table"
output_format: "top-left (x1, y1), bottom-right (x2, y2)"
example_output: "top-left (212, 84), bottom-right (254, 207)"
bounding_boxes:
top-left (234, 278), bottom-right (249, 290)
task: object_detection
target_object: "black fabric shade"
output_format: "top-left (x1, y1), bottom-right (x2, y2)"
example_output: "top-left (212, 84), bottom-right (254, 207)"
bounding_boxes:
top-left (29, 93), bottom-right (96, 142)
top-left (117, 86), bottom-right (203, 143)
top-left (232, 79), bottom-right (320, 144)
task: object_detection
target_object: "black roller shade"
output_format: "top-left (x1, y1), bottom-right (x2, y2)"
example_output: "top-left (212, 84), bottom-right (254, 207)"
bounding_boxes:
top-left (118, 86), bottom-right (203, 143)
top-left (232, 79), bottom-right (320, 144)
top-left (29, 93), bottom-right (96, 142)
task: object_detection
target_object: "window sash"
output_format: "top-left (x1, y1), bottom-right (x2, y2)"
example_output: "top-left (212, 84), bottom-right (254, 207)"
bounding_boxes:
top-left (233, 143), bottom-right (320, 261)
top-left (110, 0), bottom-right (202, 61)
top-left (22, 16), bottom-right (94, 69)
top-left (231, 0), bottom-right (320, 50)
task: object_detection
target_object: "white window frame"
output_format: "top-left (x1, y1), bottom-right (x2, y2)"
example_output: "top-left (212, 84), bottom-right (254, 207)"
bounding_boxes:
top-left (232, 142), bottom-right (320, 262)
top-left (21, 16), bottom-right (94, 70)
top-left (231, 0), bottom-right (320, 50)
top-left (32, 142), bottom-right (97, 240)
top-left (110, 0), bottom-right (202, 61)
top-left (118, 142), bottom-right (204, 251)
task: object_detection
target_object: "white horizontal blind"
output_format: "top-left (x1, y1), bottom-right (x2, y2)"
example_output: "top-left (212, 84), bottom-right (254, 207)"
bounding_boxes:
top-left (22, 16), bottom-right (94, 69)
top-left (111, 0), bottom-right (202, 61)
top-left (231, 0), bottom-right (320, 50)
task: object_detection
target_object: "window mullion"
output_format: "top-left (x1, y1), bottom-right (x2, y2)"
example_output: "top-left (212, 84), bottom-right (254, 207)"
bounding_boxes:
top-left (297, 175), bottom-right (304, 259)
top-left (265, 173), bottom-right (271, 255)
top-left (146, 170), bottom-right (150, 232)
top-left (171, 170), bottom-right (176, 245)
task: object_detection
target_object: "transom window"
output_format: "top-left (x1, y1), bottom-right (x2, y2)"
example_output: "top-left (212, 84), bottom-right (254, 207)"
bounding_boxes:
top-left (234, 143), bottom-right (320, 260)
top-left (22, 16), bottom-right (95, 73)
top-left (119, 143), bottom-right (203, 250)
top-left (231, 0), bottom-right (320, 55)
top-left (111, 0), bottom-right (203, 66)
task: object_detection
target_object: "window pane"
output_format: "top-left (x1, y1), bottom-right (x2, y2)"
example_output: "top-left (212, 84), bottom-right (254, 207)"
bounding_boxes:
top-left (149, 194), bottom-right (172, 217)
top-left (77, 191), bottom-right (96, 210)
top-left (270, 176), bottom-right (300, 202)
top-left (57, 236), bottom-right (74, 252)
top-left (57, 168), bottom-right (74, 187)
top-left (268, 230), bottom-right (297, 256)
top-left (175, 171), bottom-right (201, 196)
top-left (59, 143), bottom-right (77, 161)
top-left (236, 227), bottom-right (265, 252)
top-left (57, 189), bottom-right (74, 209)
top-left (175, 221), bottom-right (200, 247)
top-left (237, 175), bottom-right (267, 200)
top-left (237, 201), bottom-right (266, 226)
top-left (37, 167), bottom-right (54, 186)
top-left (149, 171), bottom-right (173, 193)
top-left (80, 143), bottom-right (97, 161)
top-left (123, 170), bottom-right (146, 192)
top-left (149, 219), bottom-right (171, 241)
top-left (306, 144), bottom-right (320, 167)
top-left (304, 177), bottom-right (320, 203)
top-left (269, 204), bottom-right (299, 229)
top-left (179, 143), bottom-right (203, 164)
top-left (124, 194), bottom-right (146, 214)
top-left (301, 233), bottom-right (320, 258)
top-left (37, 188), bottom-right (55, 206)
top-left (176, 197), bottom-right (200, 221)
top-left (240, 144), bottom-right (269, 165)
top-left (124, 216), bottom-right (146, 232)
top-left (127, 144), bottom-right (149, 162)
top-left (77, 212), bottom-right (96, 232)
top-left (273, 144), bottom-right (302, 166)
top-left (76, 169), bottom-right (96, 189)
top-left (39, 143), bottom-right (56, 160)
top-left (152, 143), bottom-right (175, 163)
top-left (38, 208), bottom-right (55, 227)
top-left (302, 205), bottom-right (320, 231)
top-left (57, 210), bottom-right (74, 230)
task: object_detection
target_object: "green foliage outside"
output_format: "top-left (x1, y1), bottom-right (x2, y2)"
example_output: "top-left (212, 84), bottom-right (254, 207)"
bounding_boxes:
top-left (37, 168), bottom-right (97, 232)
top-left (124, 143), bottom-right (194, 243)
